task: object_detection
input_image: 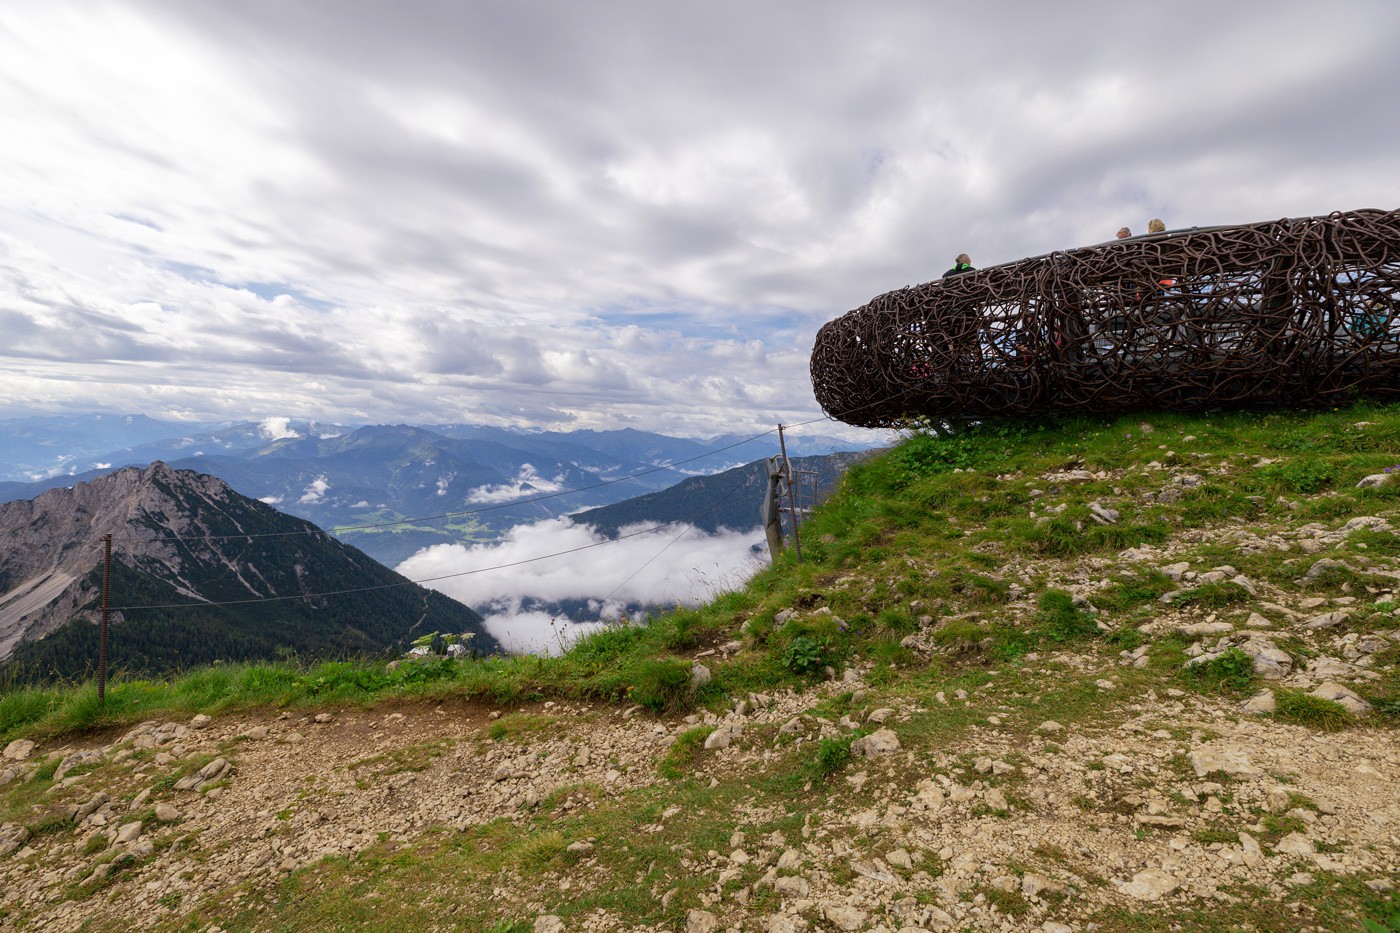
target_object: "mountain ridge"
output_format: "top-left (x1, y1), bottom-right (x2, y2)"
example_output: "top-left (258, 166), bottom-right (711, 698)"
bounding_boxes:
top-left (0, 462), bottom-right (498, 678)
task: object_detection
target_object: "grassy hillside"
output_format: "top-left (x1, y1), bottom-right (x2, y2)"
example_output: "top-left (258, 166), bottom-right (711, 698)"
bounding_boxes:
top-left (2, 402), bottom-right (1399, 931)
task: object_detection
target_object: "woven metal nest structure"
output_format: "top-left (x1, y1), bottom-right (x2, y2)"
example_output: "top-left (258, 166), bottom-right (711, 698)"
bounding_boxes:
top-left (811, 208), bottom-right (1400, 427)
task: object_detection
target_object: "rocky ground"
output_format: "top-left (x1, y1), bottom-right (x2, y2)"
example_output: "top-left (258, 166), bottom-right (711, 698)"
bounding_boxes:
top-left (2, 453), bottom-right (1399, 931)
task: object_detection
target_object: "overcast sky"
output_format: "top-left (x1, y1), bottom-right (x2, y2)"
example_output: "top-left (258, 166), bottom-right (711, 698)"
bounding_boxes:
top-left (3, 0), bottom-right (1398, 440)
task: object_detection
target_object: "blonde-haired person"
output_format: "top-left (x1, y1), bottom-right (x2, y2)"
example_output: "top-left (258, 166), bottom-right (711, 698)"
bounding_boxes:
top-left (1147, 218), bottom-right (1166, 234)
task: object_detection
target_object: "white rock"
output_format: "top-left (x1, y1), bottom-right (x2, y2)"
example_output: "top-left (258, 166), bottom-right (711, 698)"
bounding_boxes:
top-left (1120, 867), bottom-right (1180, 900)
top-left (773, 875), bottom-right (810, 897)
top-left (704, 724), bottom-right (741, 750)
top-left (823, 904), bottom-right (867, 931)
top-left (1239, 832), bottom-right (1263, 868)
top-left (777, 848), bottom-right (804, 870)
top-left (1241, 689), bottom-right (1276, 715)
top-left (1356, 474), bottom-right (1391, 488)
top-left (2, 740), bottom-right (35, 761)
top-left (685, 909), bottom-right (719, 933)
top-left (1303, 611), bottom-right (1351, 630)
top-left (1274, 832), bottom-right (1315, 857)
top-left (1188, 745), bottom-right (1260, 778)
top-left (1310, 681), bottom-right (1371, 716)
top-left (534, 916), bottom-right (565, 933)
top-left (851, 728), bottom-right (901, 757)
top-left (1240, 640), bottom-right (1293, 680)
top-left (1020, 872), bottom-right (1063, 898)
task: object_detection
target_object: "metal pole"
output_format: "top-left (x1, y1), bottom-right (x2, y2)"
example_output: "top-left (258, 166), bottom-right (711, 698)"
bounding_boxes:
top-left (777, 425), bottom-right (802, 561)
top-left (99, 534), bottom-right (111, 703)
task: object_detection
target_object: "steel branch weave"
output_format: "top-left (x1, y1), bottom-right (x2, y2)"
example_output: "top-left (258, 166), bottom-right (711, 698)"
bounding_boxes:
top-left (811, 208), bottom-right (1400, 427)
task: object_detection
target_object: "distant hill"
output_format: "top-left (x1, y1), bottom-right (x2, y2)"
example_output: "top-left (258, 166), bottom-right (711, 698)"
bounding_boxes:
top-left (0, 417), bottom-right (888, 565)
top-left (0, 462), bottom-right (498, 680)
top-left (570, 450), bottom-right (879, 538)
top-left (0, 413), bottom-right (213, 482)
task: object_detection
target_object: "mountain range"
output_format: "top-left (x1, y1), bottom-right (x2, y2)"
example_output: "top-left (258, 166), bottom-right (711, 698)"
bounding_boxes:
top-left (0, 462), bottom-right (498, 681)
top-left (0, 416), bottom-right (882, 565)
top-left (571, 450), bottom-right (878, 538)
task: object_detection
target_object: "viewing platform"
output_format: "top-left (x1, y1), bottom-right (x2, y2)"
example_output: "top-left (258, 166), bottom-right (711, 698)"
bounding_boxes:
top-left (811, 208), bottom-right (1400, 427)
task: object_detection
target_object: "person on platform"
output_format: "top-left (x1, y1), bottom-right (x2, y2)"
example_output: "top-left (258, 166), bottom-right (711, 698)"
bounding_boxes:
top-left (1147, 218), bottom-right (1166, 234)
top-left (1116, 227), bottom-right (1132, 239)
top-left (943, 253), bottom-right (975, 277)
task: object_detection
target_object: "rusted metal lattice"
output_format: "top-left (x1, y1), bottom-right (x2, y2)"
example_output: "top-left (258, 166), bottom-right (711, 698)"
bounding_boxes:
top-left (811, 208), bottom-right (1400, 427)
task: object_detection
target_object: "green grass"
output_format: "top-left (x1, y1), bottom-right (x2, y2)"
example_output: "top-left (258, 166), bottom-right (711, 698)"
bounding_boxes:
top-left (1182, 648), bottom-right (1256, 696)
top-left (1272, 688), bottom-right (1356, 731)
top-left (658, 726), bottom-right (715, 780)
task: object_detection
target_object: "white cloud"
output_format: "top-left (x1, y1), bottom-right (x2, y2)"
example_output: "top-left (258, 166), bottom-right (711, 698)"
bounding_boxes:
top-left (259, 417), bottom-right (300, 441)
top-left (297, 475), bottom-right (330, 504)
top-left (396, 517), bottom-right (767, 654)
top-left (466, 464), bottom-right (565, 504)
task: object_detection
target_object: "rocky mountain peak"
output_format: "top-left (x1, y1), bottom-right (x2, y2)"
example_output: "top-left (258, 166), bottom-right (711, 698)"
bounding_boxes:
top-left (0, 462), bottom-right (496, 669)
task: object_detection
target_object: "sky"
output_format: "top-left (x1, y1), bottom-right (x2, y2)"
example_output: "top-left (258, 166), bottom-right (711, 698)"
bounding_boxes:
top-left (2, 0), bottom-right (1399, 442)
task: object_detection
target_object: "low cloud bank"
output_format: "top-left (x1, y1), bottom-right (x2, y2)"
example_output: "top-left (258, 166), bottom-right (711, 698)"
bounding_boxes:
top-left (396, 517), bottom-right (766, 654)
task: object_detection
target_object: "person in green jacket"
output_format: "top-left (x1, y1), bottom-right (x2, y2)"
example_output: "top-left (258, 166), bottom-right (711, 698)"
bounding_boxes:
top-left (943, 253), bottom-right (975, 277)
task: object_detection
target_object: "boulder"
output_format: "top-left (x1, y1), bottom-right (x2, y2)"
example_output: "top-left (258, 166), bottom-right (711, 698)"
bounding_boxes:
top-left (1120, 867), bottom-right (1180, 900)
top-left (1189, 744), bottom-right (1261, 778)
top-left (2, 739), bottom-right (35, 761)
top-left (850, 728), bottom-right (901, 758)
top-left (1310, 681), bottom-right (1371, 716)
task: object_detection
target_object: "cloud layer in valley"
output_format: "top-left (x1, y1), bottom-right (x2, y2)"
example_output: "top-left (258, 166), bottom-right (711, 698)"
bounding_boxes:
top-left (395, 517), bottom-right (767, 654)
top-left (3, 1), bottom-right (1398, 438)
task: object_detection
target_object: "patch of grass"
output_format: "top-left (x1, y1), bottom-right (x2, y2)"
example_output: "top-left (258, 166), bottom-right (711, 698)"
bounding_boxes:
top-left (1183, 648), bottom-right (1256, 695)
top-left (1095, 570), bottom-right (1177, 613)
top-left (627, 658), bottom-right (693, 714)
top-left (1272, 689), bottom-right (1355, 731)
top-left (30, 757), bottom-right (61, 783)
top-left (658, 726), bottom-right (715, 780)
top-left (981, 886), bottom-right (1031, 917)
top-left (1257, 458), bottom-right (1337, 494)
top-left (1191, 827), bottom-right (1240, 845)
top-left (1032, 590), bottom-right (1098, 643)
top-left (1169, 581), bottom-right (1251, 609)
top-left (807, 736), bottom-right (854, 782)
top-left (486, 714), bottom-right (558, 742)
